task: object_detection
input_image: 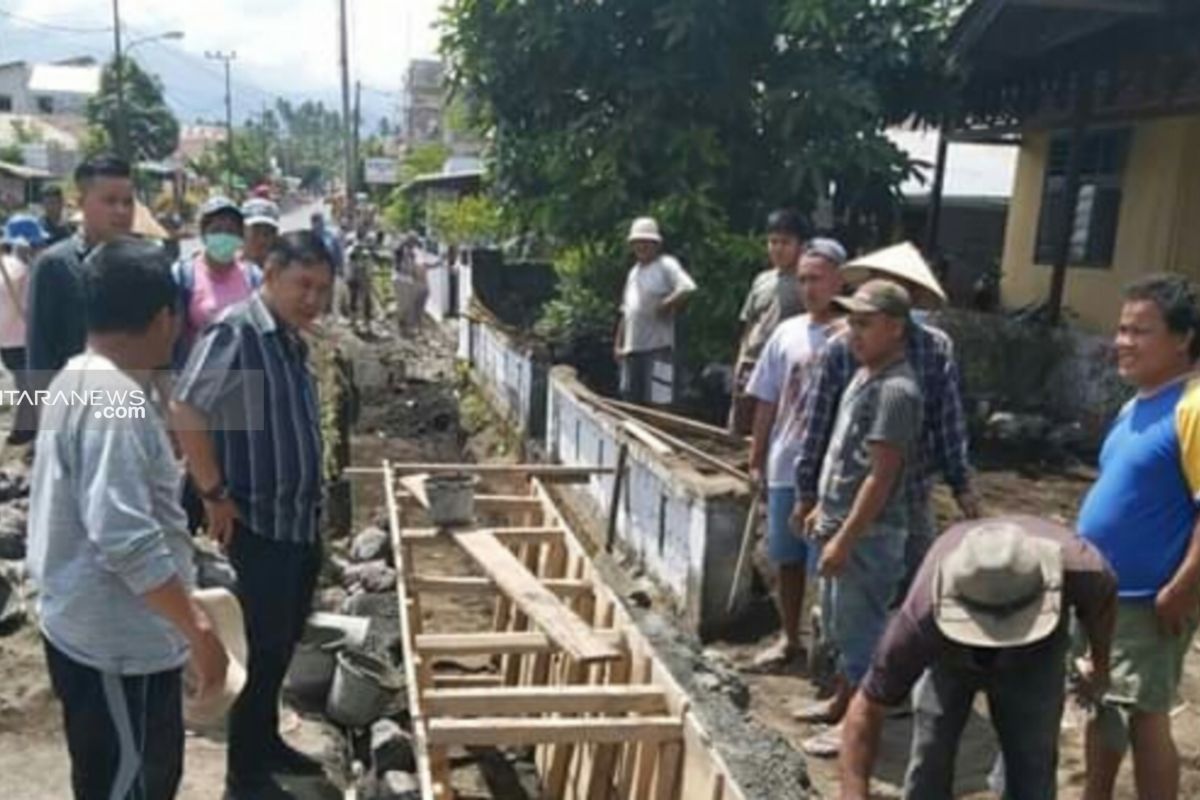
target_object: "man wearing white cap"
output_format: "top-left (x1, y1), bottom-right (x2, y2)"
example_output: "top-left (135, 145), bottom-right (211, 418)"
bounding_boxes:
top-left (838, 516), bottom-right (1117, 799)
top-left (793, 241), bottom-right (978, 591)
top-left (614, 217), bottom-right (696, 406)
top-left (241, 197), bottom-right (280, 270)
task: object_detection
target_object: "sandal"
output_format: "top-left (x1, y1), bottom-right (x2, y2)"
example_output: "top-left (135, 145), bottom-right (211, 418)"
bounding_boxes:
top-left (801, 725), bottom-right (842, 758)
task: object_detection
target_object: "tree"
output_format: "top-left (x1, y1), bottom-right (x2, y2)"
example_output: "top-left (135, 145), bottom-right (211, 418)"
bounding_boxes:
top-left (87, 57), bottom-right (180, 161)
top-left (273, 99), bottom-right (344, 188)
top-left (441, 0), bottom-right (963, 364)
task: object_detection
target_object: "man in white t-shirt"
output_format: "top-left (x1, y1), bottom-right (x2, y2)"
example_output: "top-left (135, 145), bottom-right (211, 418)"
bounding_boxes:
top-left (614, 217), bottom-right (696, 406)
top-left (745, 238), bottom-right (846, 671)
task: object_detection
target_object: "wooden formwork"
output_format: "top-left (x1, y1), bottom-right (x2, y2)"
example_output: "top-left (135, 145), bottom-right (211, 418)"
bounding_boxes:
top-left (379, 461), bottom-right (746, 800)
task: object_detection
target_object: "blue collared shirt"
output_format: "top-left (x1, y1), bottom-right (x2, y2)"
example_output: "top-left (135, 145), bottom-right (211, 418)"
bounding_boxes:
top-left (794, 320), bottom-right (972, 506)
top-left (174, 292), bottom-right (323, 544)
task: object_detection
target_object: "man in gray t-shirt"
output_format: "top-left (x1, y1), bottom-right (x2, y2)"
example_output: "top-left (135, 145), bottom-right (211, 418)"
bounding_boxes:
top-left (795, 279), bottom-right (923, 757)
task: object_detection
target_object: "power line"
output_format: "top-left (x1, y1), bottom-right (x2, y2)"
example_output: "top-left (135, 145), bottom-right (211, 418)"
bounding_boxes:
top-left (0, 7), bottom-right (111, 34)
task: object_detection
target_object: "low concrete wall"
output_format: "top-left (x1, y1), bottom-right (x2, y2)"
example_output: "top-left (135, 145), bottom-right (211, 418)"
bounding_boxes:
top-left (425, 263), bottom-right (452, 321)
top-left (465, 316), bottom-right (549, 439)
top-left (547, 367), bottom-right (749, 638)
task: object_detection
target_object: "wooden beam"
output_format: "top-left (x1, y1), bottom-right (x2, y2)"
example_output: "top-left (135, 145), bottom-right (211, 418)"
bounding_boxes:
top-left (412, 575), bottom-right (591, 599)
top-left (622, 420), bottom-right (673, 456)
top-left (426, 716), bottom-right (682, 747)
top-left (390, 462), bottom-right (614, 477)
top-left (401, 526), bottom-right (565, 546)
top-left (416, 630), bottom-right (622, 656)
top-left (423, 685), bottom-right (669, 716)
top-left (380, 461), bottom-right (437, 799)
top-left (431, 673), bottom-right (504, 688)
top-left (453, 529), bottom-right (621, 663)
top-left (475, 494), bottom-right (542, 511)
top-left (602, 397), bottom-right (746, 445)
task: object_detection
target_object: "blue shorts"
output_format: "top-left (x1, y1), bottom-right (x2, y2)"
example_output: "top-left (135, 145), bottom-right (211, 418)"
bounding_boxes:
top-left (767, 486), bottom-right (809, 566)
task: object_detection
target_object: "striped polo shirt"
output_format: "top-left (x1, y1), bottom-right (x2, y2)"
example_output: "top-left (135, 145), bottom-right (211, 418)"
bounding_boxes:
top-left (174, 292), bottom-right (322, 544)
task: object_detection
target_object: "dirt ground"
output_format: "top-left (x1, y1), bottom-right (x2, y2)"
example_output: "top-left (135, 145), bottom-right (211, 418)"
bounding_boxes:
top-left (715, 467), bottom-right (1200, 799)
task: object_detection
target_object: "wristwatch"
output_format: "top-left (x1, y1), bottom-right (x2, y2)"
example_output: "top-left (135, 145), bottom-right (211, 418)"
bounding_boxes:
top-left (197, 483), bottom-right (230, 503)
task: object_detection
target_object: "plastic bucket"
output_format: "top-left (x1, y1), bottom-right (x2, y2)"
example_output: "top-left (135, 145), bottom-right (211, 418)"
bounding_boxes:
top-left (424, 473), bottom-right (475, 527)
top-left (284, 627), bottom-right (345, 700)
top-left (326, 649), bottom-right (402, 728)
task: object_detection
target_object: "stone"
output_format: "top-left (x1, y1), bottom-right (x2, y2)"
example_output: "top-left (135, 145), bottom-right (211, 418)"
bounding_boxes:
top-left (377, 771), bottom-right (420, 799)
top-left (0, 506), bottom-right (26, 560)
top-left (0, 568), bottom-right (25, 633)
top-left (319, 587), bottom-right (349, 611)
top-left (351, 526), bottom-right (391, 563)
top-left (370, 719), bottom-right (416, 775)
top-left (343, 560), bottom-right (398, 593)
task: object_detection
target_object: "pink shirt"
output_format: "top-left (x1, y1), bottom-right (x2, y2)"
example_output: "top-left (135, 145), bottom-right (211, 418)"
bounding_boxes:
top-left (187, 256), bottom-right (256, 340)
top-left (0, 255), bottom-right (29, 349)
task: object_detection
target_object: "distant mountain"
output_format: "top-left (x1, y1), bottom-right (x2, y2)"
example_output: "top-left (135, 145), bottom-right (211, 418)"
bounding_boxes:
top-left (0, 38), bottom-right (397, 132)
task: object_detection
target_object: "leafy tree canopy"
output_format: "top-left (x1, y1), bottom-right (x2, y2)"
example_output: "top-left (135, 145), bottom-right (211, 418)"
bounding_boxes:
top-left (87, 57), bottom-right (180, 162)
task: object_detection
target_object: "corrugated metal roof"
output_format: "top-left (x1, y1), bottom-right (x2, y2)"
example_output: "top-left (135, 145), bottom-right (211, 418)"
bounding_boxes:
top-left (28, 64), bottom-right (101, 96)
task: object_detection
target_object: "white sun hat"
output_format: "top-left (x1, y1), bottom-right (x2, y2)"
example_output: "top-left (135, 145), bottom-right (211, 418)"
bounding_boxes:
top-left (183, 587), bottom-right (249, 731)
top-left (627, 217), bottom-right (663, 243)
top-left (842, 241), bottom-right (948, 308)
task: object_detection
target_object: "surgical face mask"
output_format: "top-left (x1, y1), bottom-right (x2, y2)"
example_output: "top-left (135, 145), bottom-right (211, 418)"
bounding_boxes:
top-left (204, 232), bottom-right (243, 264)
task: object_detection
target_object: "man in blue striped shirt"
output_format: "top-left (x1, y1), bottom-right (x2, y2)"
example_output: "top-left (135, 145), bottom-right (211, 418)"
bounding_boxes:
top-left (172, 231), bottom-right (332, 799)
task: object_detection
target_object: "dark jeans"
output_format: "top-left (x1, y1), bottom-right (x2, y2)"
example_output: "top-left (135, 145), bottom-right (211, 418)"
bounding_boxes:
top-left (43, 637), bottom-right (184, 800)
top-left (227, 526), bottom-right (321, 782)
top-left (2, 346), bottom-right (33, 442)
top-left (904, 632), bottom-right (1067, 800)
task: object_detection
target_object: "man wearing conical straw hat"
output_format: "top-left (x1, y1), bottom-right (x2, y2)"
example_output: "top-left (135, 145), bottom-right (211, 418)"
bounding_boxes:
top-left (790, 241), bottom-right (978, 736)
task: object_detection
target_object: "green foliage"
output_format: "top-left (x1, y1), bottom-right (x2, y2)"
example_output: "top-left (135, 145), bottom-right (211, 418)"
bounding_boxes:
top-left (427, 194), bottom-right (506, 247)
top-left (272, 100), bottom-right (344, 189)
top-left (401, 142), bottom-right (450, 182)
top-left (0, 144), bottom-right (22, 165)
top-left (381, 188), bottom-right (417, 233)
top-left (441, 0), bottom-right (965, 364)
top-left (87, 57), bottom-right (180, 161)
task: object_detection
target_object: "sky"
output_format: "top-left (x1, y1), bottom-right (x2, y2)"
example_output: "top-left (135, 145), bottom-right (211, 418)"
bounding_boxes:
top-left (0, 0), bottom-right (443, 121)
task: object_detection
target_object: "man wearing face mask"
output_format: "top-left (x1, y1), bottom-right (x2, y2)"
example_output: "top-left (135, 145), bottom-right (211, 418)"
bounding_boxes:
top-left (171, 197), bottom-right (263, 370)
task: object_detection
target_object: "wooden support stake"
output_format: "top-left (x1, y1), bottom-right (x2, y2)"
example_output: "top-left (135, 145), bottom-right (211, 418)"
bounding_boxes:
top-left (726, 493), bottom-right (761, 614)
top-left (606, 443), bottom-right (629, 553)
top-left (654, 741), bottom-right (683, 800)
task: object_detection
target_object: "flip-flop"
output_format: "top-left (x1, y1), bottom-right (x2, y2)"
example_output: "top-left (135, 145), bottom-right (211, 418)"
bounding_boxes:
top-left (801, 726), bottom-right (842, 758)
top-left (746, 643), bottom-right (803, 674)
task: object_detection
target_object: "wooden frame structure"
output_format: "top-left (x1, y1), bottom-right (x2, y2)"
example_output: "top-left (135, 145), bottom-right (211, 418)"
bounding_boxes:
top-left (380, 461), bottom-right (746, 800)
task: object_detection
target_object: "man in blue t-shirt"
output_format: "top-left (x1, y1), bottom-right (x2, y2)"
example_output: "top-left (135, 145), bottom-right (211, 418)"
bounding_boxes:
top-left (1078, 274), bottom-right (1200, 800)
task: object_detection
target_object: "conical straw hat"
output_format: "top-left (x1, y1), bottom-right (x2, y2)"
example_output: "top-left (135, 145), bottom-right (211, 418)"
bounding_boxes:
top-left (183, 588), bottom-right (248, 731)
top-left (842, 241), bottom-right (947, 309)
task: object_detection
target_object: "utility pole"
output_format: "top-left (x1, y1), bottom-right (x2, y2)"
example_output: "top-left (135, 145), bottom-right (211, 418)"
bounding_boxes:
top-left (338, 0), bottom-right (356, 225)
top-left (206, 51), bottom-right (237, 195)
top-left (111, 0), bottom-right (127, 161)
top-left (353, 80), bottom-right (362, 206)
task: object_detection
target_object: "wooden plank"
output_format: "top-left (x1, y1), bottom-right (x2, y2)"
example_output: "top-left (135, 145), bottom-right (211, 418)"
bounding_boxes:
top-left (417, 631), bottom-right (622, 656)
top-left (452, 530), bottom-right (620, 663)
top-left (655, 741), bottom-right (683, 800)
top-left (602, 397), bottom-right (747, 444)
top-left (381, 462), bottom-right (437, 800)
top-left (427, 716), bottom-right (683, 747)
top-left (423, 685), bottom-right (669, 716)
top-left (475, 494), bottom-right (542, 512)
top-left (391, 462), bottom-right (614, 477)
top-left (402, 526), bottom-right (565, 546)
top-left (622, 419), bottom-right (673, 456)
top-left (430, 673), bottom-right (503, 688)
top-left (412, 575), bottom-right (591, 599)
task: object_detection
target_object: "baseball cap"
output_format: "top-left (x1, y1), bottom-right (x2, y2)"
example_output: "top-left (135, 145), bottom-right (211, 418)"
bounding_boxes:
top-left (933, 517), bottom-right (1065, 649)
top-left (831, 278), bottom-right (911, 318)
top-left (199, 196), bottom-right (243, 225)
top-left (242, 198), bottom-right (280, 229)
top-left (806, 237), bottom-right (847, 267)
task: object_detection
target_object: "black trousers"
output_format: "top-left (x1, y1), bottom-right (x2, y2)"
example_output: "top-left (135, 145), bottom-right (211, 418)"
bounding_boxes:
top-left (43, 638), bottom-right (184, 800)
top-left (227, 526), bottom-right (321, 782)
top-left (2, 346), bottom-right (34, 443)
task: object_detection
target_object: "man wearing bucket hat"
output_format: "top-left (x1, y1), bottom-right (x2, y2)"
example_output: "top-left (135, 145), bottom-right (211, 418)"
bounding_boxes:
top-left (615, 216), bottom-right (696, 407)
top-left (838, 516), bottom-right (1117, 799)
top-left (793, 241), bottom-right (978, 599)
top-left (1077, 274), bottom-right (1200, 800)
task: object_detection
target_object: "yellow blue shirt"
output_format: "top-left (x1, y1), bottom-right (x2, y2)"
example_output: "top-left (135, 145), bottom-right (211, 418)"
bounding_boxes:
top-left (1079, 376), bottom-right (1200, 599)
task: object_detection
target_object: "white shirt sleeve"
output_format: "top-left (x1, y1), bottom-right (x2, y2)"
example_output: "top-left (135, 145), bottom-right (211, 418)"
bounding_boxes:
top-left (745, 328), bottom-right (784, 403)
top-left (662, 255), bottom-right (696, 294)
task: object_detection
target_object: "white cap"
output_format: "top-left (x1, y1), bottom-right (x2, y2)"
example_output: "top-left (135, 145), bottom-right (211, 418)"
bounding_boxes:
top-left (627, 217), bottom-right (662, 243)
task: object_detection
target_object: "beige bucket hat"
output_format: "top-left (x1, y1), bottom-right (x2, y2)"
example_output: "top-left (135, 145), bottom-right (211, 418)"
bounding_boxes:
top-left (933, 518), bottom-right (1064, 649)
top-left (841, 241), bottom-right (947, 309)
top-left (183, 587), bottom-right (248, 731)
top-left (627, 217), bottom-right (663, 243)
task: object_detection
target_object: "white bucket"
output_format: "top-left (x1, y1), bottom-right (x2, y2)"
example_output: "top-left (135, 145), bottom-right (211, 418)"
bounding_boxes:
top-left (424, 473), bottom-right (475, 527)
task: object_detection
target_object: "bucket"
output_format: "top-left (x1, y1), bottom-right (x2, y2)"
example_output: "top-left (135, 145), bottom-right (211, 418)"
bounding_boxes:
top-left (284, 627), bottom-right (345, 700)
top-left (326, 649), bottom-right (402, 728)
top-left (424, 473), bottom-right (475, 527)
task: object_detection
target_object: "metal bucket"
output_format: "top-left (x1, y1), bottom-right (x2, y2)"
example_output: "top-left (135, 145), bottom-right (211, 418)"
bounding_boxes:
top-left (284, 627), bottom-right (345, 700)
top-left (424, 473), bottom-right (475, 527)
top-left (326, 649), bottom-right (401, 728)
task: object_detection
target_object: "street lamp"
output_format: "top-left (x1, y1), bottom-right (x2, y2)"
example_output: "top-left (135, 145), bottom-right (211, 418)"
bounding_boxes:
top-left (111, 18), bottom-right (186, 162)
